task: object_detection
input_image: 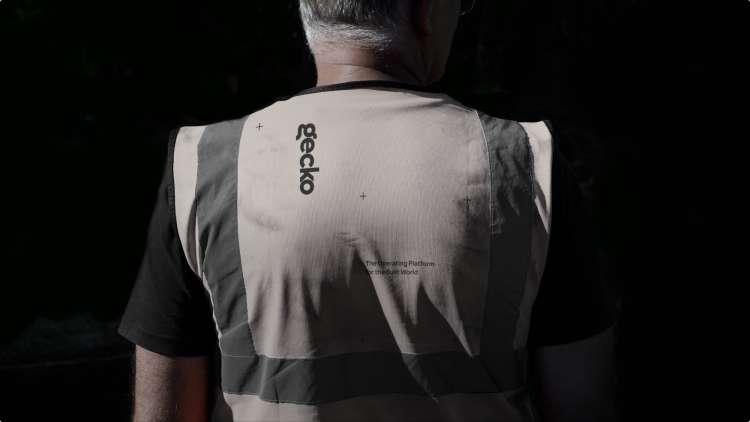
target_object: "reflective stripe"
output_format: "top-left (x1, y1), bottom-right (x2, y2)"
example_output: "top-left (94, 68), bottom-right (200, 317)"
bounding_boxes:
top-left (221, 389), bottom-right (532, 422)
top-left (220, 350), bottom-right (499, 403)
top-left (195, 116), bottom-right (256, 357)
top-left (477, 112), bottom-right (535, 392)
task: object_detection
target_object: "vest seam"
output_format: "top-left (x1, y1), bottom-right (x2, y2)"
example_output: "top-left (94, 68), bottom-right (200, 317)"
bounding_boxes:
top-left (219, 387), bottom-right (529, 405)
top-left (474, 110), bottom-right (494, 234)
top-left (166, 127), bottom-right (181, 267)
top-left (192, 126), bottom-right (225, 349)
top-left (233, 119), bottom-right (258, 354)
top-left (473, 109), bottom-right (494, 375)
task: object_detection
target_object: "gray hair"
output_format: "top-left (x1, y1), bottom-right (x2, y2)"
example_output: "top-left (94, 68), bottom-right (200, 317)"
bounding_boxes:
top-left (298, 0), bottom-right (410, 51)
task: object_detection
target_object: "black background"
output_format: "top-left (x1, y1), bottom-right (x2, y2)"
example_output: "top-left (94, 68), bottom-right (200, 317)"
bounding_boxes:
top-left (1, 0), bottom-right (748, 420)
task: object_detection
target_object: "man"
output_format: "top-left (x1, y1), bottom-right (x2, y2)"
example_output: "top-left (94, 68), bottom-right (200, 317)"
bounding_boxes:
top-left (117, 0), bottom-right (618, 421)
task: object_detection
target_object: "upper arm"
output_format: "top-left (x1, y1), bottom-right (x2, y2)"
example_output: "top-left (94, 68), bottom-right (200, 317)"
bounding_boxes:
top-left (133, 345), bottom-right (212, 422)
top-left (118, 129), bottom-right (218, 420)
top-left (527, 134), bottom-right (617, 348)
top-left (531, 325), bottom-right (617, 422)
top-left (117, 128), bottom-right (217, 357)
top-left (526, 124), bottom-right (619, 420)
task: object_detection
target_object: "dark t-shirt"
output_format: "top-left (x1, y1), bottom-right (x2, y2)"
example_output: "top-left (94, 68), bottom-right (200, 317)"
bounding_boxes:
top-left (117, 125), bottom-right (616, 358)
top-left (117, 129), bottom-right (217, 357)
top-left (527, 142), bottom-right (617, 348)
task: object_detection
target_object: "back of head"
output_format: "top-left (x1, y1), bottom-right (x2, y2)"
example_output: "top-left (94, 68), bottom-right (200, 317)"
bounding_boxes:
top-left (298, 0), bottom-right (410, 52)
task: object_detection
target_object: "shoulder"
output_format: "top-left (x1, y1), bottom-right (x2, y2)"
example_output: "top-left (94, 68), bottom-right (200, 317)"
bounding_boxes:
top-left (472, 111), bottom-right (555, 232)
top-left (170, 101), bottom-right (284, 152)
top-left (171, 116), bottom-right (251, 150)
top-left (474, 110), bottom-right (554, 187)
top-left (472, 111), bottom-right (552, 165)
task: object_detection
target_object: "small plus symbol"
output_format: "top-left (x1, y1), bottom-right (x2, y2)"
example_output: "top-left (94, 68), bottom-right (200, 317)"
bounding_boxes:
top-left (360, 192), bottom-right (367, 200)
top-left (256, 123), bottom-right (263, 131)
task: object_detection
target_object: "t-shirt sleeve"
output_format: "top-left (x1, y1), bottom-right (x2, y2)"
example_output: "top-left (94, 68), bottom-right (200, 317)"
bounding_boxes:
top-left (117, 129), bottom-right (217, 357)
top-left (527, 139), bottom-right (617, 348)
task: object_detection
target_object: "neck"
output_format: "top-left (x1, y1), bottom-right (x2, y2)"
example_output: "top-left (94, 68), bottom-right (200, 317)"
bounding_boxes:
top-left (311, 43), bottom-right (428, 87)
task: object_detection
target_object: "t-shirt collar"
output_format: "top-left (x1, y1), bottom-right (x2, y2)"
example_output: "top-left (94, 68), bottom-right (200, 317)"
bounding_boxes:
top-left (293, 79), bottom-right (439, 96)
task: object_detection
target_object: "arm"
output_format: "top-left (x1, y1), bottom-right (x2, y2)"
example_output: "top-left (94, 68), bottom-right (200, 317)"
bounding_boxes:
top-left (130, 345), bottom-right (212, 422)
top-left (118, 128), bottom-right (219, 422)
top-left (530, 324), bottom-right (617, 422)
top-left (525, 123), bottom-right (619, 421)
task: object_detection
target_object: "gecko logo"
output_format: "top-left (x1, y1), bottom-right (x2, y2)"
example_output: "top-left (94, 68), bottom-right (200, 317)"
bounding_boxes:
top-left (297, 123), bottom-right (319, 195)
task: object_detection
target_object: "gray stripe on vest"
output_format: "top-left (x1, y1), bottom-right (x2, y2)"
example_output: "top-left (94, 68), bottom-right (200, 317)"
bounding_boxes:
top-left (477, 112), bottom-right (535, 392)
top-left (221, 350), bottom-right (500, 403)
top-left (196, 116), bottom-right (255, 357)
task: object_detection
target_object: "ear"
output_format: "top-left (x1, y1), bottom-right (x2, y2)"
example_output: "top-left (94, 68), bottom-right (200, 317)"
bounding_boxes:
top-left (411, 0), bottom-right (435, 36)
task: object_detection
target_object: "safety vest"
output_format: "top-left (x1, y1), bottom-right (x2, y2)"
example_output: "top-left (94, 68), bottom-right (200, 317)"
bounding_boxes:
top-left (170, 80), bottom-right (552, 422)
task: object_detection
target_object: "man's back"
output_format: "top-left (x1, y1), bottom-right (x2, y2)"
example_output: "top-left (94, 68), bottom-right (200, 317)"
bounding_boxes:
top-left (119, 79), bottom-right (575, 421)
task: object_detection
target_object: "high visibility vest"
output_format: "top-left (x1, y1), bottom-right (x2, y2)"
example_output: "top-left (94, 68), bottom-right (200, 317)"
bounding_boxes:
top-left (170, 81), bottom-right (552, 422)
